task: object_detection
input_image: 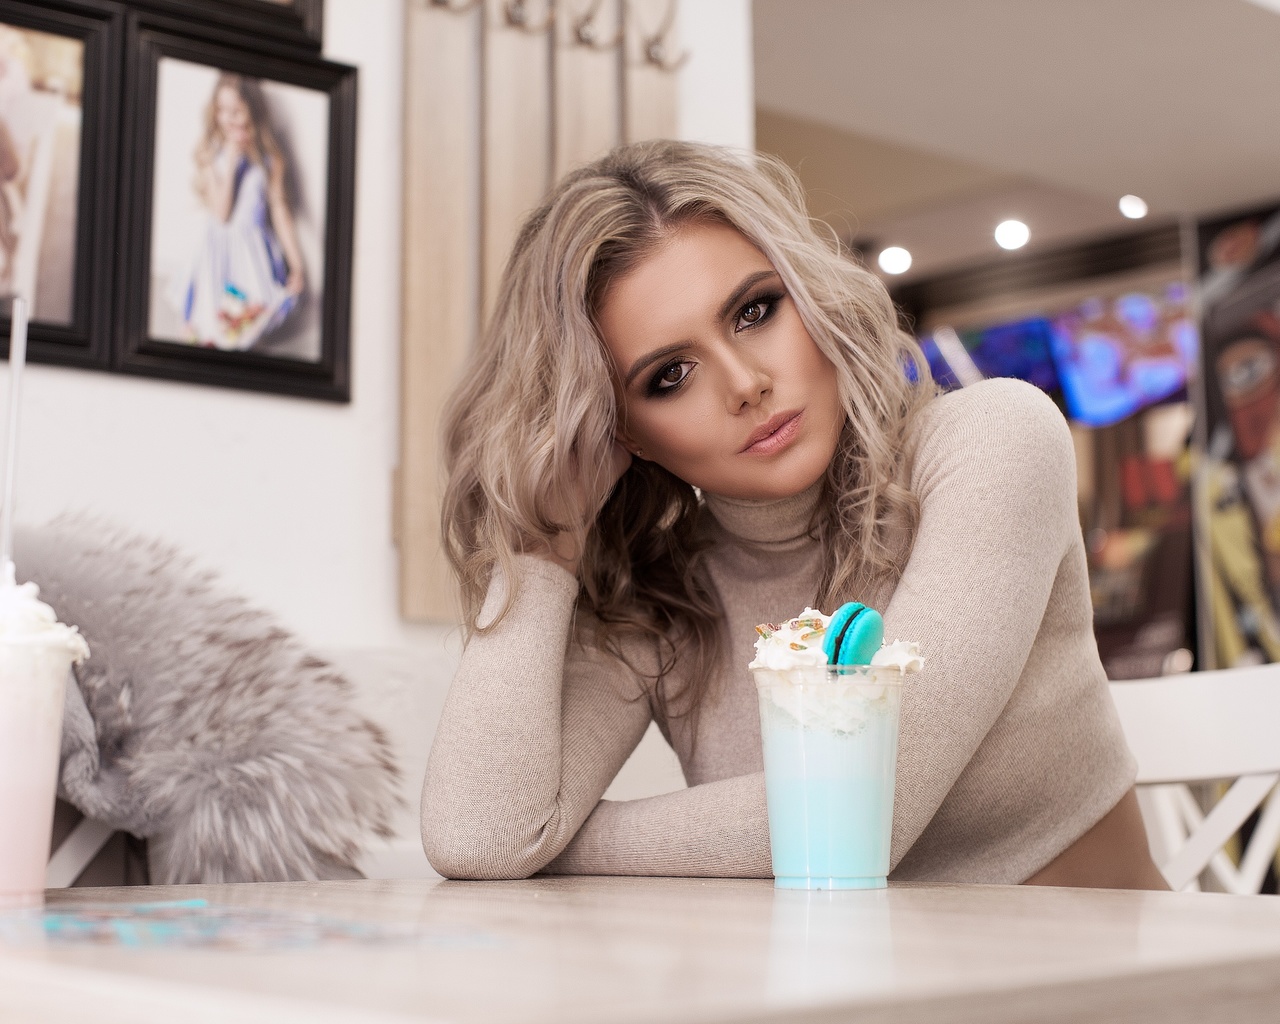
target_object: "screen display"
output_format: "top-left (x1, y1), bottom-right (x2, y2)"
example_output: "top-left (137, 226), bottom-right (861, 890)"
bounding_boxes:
top-left (920, 280), bottom-right (1199, 429)
top-left (1048, 283), bottom-right (1199, 428)
top-left (919, 317), bottom-right (1060, 393)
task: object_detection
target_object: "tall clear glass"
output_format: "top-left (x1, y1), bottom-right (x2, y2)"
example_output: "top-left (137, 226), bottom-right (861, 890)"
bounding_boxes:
top-left (0, 641), bottom-right (73, 907)
top-left (754, 665), bottom-right (904, 890)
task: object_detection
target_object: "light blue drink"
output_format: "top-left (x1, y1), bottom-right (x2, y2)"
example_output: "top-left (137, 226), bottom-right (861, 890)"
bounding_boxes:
top-left (754, 667), bottom-right (903, 890)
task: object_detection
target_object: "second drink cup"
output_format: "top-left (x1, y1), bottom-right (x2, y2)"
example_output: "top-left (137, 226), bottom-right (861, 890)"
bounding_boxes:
top-left (0, 582), bottom-right (90, 908)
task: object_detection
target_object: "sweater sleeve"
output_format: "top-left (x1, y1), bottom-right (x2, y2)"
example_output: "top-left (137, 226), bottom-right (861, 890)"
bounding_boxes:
top-left (420, 554), bottom-right (653, 879)
top-left (545, 378), bottom-right (1083, 878)
top-left (882, 378), bottom-right (1081, 867)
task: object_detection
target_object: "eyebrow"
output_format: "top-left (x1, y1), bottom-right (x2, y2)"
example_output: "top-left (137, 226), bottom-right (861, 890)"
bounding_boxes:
top-left (622, 269), bottom-right (782, 388)
top-left (717, 269), bottom-right (778, 322)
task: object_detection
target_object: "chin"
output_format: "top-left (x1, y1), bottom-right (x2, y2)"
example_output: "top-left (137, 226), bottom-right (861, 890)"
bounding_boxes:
top-left (706, 467), bottom-right (828, 502)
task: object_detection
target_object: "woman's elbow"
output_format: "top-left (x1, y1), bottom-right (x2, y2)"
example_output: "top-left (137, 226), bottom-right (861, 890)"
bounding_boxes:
top-left (420, 806), bottom-right (553, 880)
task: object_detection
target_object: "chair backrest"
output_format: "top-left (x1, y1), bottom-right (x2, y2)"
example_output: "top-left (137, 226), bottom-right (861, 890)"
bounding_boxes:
top-left (1110, 665), bottom-right (1280, 894)
top-left (1110, 664), bottom-right (1280, 783)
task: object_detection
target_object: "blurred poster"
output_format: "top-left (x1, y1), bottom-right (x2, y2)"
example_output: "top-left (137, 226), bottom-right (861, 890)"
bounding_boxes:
top-left (1050, 285), bottom-right (1198, 429)
top-left (1197, 204), bottom-right (1280, 669)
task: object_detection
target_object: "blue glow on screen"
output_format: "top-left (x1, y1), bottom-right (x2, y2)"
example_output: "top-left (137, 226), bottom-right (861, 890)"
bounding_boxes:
top-left (918, 282), bottom-right (1199, 428)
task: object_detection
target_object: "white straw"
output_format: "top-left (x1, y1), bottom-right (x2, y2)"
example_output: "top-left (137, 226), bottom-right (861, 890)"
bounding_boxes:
top-left (0, 297), bottom-right (28, 587)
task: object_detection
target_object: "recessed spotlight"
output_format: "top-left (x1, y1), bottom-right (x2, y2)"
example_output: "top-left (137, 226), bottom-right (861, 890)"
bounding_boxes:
top-left (1118, 194), bottom-right (1148, 219)
top-left (994, 219), bottom-right (1030, 250)
top-left (877, 246), bottom-right (912, 275)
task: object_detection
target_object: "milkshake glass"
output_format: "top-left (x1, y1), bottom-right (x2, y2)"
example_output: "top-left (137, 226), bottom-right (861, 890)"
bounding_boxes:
top-left (754, 665), bottom-right (904, 890)
top-left (0, 582), bottom-right (89, 907)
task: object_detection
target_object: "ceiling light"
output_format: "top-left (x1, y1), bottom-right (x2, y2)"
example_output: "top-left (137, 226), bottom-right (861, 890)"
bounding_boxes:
top-left (1118, 194), bottom-right (1149, 219)
top-left (994, 219), bottom-right (1030, 250)
top-left (877, 246), bottom-right (912, 275)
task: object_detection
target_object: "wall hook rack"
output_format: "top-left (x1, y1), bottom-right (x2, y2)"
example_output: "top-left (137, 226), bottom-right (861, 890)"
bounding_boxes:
top-left (505, 0), bottom-right (555, 33)
top-left (426, 0), bottom-right (483, 12)
top-left (572, 0), bottom-right (622, 50)
top-left (634, 0), bottom-right (688, 72)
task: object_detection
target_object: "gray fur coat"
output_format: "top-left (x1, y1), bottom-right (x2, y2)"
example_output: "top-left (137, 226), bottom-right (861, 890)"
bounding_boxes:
top-left (16, 519), bottom-right (401, 884)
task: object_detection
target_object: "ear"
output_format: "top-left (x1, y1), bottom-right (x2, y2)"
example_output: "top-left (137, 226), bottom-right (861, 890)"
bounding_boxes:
top-left (613, 426), bottom-right (639, 458)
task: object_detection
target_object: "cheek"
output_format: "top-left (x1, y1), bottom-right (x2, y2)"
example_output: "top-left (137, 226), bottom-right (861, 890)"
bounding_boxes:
top-left (803, 343), bottom-right (841, 411)
top-left (624, 396), bottom-right (724, 466)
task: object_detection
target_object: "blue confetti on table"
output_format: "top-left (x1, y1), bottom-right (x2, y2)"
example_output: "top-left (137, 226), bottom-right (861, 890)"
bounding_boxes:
top-left (0, 899), bottom-right (499, 952)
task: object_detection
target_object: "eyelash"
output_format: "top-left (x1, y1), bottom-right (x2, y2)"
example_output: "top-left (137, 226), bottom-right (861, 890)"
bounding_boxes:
top-left (734, 290), bottom-right (783, 333)
top-left (645, 289), bottom-right (785, 398)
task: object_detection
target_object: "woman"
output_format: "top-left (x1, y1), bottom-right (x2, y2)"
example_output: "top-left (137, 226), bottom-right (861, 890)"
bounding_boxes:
top-left (422, 139), bottom-right (1167, 889)
top-left (179, 74), bottom-right (305, 351)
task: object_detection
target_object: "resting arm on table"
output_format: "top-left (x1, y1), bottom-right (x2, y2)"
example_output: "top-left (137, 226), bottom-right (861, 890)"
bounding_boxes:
top-left (420, 555), bottom-right (653, 879)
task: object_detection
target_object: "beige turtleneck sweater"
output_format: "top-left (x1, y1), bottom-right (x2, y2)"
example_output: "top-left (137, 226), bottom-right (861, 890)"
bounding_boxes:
top-left (421, 378), bottom-right (1137, 883)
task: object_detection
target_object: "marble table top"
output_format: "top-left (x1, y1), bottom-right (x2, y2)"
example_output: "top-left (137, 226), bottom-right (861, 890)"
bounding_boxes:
top-left (1, 876), bottom-right (1279, 1023)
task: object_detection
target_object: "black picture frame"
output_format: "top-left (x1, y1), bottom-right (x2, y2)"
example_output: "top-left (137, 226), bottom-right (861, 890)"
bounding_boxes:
top-left (123, 0), bottom-right (322, 49)
top-left (118, 20), bottom-right (355, 402)
top-left (0, 0), bottom-right (122, 371)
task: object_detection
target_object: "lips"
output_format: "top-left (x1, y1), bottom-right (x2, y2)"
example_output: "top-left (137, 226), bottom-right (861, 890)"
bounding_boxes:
top-left (741, 410), bottom-right (803, 454)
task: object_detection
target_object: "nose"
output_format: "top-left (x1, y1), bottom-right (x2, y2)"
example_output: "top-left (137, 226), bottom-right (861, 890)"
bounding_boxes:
top-left (724, 348), bottom-right (772, 412)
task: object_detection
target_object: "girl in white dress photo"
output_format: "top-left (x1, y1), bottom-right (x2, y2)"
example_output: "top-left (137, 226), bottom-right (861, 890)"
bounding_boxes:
top-left (177, 73), bottom-right (305, 351)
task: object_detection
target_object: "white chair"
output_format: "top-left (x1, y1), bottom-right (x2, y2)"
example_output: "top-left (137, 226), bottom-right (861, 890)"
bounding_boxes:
top-left (1111, 664), bottom-right (1280, 893)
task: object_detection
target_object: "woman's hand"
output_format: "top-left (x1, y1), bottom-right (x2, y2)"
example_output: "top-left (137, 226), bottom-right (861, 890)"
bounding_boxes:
top-left (285, 265), bottom-right (305, 296)
top-left (526, 441), bottom-right (632, 577)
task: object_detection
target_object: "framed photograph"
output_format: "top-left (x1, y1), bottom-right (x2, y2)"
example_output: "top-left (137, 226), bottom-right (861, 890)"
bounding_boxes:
top-left (0, 0), bottom-right (121, 369)
top-left (119, 25), bottom-right (355, 401)
top-left (123, 0), bottom-right (323, 49)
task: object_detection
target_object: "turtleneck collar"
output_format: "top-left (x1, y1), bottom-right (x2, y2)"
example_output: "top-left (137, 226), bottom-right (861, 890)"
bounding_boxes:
top-left (701, 479), bottom-right (824, 545)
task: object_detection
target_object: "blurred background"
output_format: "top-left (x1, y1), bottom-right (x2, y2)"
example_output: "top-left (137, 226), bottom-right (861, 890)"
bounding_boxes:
top-left (754, 0), bottom-right (1280, 681)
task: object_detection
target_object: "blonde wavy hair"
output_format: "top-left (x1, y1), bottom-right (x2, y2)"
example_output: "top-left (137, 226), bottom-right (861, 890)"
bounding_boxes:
top-left (441, 139), bottom-right (935, 723)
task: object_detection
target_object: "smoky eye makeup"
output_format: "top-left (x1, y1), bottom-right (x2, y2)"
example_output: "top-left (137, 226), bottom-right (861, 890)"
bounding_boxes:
top-left (734, 289), bottom-right (785, 332)
top-left (645, 358), bottom-right (695, 397)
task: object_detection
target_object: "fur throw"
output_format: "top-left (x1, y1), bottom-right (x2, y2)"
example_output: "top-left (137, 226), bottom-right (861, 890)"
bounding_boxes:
top-left (15, 518), bottom-right (401, 884)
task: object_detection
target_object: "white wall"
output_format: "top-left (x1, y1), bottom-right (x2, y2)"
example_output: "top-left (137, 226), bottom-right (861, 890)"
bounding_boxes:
top-left (677, 0), bottom-right (754, 150)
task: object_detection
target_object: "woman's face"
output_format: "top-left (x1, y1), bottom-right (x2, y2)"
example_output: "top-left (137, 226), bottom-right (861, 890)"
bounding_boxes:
top-left (597, 220), bottom-right (844, 501)
top-left (215, 87), bottom-right (253, 150)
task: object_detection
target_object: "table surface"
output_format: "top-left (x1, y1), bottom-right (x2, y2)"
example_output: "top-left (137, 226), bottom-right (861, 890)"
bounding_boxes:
top-left (1, 876), bottom-right (1280, 1024)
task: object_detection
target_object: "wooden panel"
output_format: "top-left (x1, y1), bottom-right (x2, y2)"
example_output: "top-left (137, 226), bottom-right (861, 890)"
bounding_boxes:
top-left (398, 1), bottom-right (483, 622)
top-left (553, 0), bottom-right (623, 179)
top-left (399, 0), bottom-right (677, 623)
top-left (622, 0), bottom-right (679, 143)
top-left (481, 0), bottom-right (554, 318)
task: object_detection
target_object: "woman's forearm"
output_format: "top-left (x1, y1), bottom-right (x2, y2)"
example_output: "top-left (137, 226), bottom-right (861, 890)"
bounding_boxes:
top-left (544, 773), bottom-right (772, 877)
top-left (421, 555), bottom-right (652, 879)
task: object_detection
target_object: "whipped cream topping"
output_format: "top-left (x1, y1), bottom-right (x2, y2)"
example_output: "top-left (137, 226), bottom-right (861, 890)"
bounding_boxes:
top-left (748, 607), bottom-right (831, 670)
top-left (749, 607), bottom-right (925, 675)
top-left (870, 639), bottom-right (925, 675)
top-left (0, 581), bottom-right (89, 662)
top-left (756, 674), bottom-right (895, 734)
top-left (751, 607), bottom-right (923, 733)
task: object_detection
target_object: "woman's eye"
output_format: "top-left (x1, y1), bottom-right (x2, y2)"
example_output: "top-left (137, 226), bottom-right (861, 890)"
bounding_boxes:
top-left (650, 360), bottom-right (693, 393)
top-left (735, 294), bottom-right (779, 332)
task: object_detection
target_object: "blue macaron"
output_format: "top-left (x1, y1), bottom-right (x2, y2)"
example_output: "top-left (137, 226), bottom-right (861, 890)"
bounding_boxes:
top-left (822, 602), bottom-right (884, 666)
